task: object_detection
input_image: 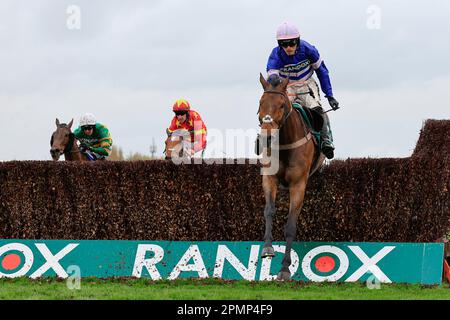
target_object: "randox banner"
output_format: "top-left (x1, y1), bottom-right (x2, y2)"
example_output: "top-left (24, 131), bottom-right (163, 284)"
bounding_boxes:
top-left (0, 240), bottom-right (444, 284)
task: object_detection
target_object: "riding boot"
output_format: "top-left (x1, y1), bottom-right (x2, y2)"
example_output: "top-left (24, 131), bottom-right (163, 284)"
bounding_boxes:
top-left (318, 108), bottom-right (335, 159)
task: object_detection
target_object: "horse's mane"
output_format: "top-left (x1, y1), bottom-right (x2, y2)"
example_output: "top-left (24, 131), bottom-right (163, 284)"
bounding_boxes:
top-left (171, 129), bottom-right (191, 138)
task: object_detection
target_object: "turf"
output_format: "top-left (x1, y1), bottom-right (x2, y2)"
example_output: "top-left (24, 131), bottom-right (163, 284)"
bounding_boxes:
top-left (0, 278), bottom-right (449, 300)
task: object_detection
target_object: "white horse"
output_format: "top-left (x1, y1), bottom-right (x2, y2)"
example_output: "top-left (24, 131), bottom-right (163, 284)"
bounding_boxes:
top-left (164, 129), bottom-right (194, 160)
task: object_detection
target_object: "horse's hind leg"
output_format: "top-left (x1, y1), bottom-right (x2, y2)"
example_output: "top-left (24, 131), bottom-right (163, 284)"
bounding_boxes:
top-left (278, 179), bottom-right (307, 280)
top-left (261, 175), bottom-right (278, 258)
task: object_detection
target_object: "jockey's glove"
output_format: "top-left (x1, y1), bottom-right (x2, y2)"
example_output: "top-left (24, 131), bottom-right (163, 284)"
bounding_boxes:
top-left (267, 74), bottom-right (281, 86)
top-left (326, 96), bottom-right (340, 110)
top-left (80, 144), bottom-right (90, 152)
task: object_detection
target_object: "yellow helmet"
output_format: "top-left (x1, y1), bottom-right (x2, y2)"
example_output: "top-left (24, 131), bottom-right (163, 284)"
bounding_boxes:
top-left (172, 99), bottom-right (191, 112)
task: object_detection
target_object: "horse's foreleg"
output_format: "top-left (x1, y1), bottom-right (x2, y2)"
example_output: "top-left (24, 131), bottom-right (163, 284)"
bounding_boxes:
top-left (261, 175), bottom-right (278, 258)
top-left (278, 179), bottom-right (307, 280)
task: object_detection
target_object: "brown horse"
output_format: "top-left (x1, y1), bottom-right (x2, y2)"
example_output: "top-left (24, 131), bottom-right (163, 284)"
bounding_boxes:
top-left (50, 118), bottom-right (87, 161)
top-left (164, 129), bottom-right (193, 160)
top-left (258, 73), bottom-right (325, 280)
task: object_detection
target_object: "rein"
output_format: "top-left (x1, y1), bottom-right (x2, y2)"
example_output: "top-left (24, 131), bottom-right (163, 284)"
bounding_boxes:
top-left (63, 133), bottom-right (80, 154)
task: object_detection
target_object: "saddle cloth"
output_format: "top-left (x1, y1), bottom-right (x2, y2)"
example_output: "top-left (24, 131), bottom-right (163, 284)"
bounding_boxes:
top-left (292, 103), bottom-right (322, 147)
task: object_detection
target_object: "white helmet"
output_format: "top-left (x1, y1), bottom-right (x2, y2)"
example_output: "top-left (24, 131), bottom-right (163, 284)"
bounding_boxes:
top-left (276, 21), bottom-right (300, 40)
top-left (79, 113), bottom-right (96, 126)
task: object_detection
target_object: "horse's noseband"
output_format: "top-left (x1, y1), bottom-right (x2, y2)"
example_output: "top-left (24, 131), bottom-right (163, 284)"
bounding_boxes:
top-left (262, 115), bottom-right (273, 124)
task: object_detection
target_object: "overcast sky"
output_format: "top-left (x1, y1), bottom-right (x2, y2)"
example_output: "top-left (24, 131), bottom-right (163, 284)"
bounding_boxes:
top-left (0, 0), bottom-right (449, 161)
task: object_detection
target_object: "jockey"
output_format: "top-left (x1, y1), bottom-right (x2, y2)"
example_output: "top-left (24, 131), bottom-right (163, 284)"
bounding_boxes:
top-left (266, 21), bottom-right (340, 159)
top-left (166, 99), bottom-right (207, 156)
top-left (73, 113), bottom-right (113, 161)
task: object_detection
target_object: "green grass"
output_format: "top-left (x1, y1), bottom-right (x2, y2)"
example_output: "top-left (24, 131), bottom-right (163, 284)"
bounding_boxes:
top-left (0, 278), bottom-right (449, 300)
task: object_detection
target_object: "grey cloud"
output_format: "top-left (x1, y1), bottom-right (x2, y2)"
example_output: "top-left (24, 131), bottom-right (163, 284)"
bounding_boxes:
top-left (1, 1), bottom-right (447, 93)
top-left (0, 0), bottom-right (449, 161)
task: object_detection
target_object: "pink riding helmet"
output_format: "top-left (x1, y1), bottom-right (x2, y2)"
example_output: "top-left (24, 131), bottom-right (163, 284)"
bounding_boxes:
top-left (276, 21), bottom-right (300, 40)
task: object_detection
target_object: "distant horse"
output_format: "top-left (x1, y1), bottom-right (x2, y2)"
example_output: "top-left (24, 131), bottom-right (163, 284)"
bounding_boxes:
top-left (164, 129), bottom-right (194, 160)
top-left (50, 118), bottom-right (87, 161)
top-left (258, 73), bottom-right (325, 280)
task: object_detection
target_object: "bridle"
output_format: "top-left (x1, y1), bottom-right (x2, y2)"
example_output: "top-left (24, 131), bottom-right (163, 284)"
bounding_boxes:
top-left (259, 89), bottom-right (312, 151)
top-left (259, 90), bottom-right (293, 130)
top-left (165, 135), bottom-right (181, 155)
top-left (51, 127), bottom-right (80, 156)
top-left (164, 132), bottom-right (191, 158)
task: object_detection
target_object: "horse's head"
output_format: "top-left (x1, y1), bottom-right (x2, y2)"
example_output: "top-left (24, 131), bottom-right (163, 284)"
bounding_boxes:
top-left (164, 129), bottom-right (192, 160)
top-left (50, 118), bottom-right (74, 161)
top-left (258, 73), bottom-right (291, 136)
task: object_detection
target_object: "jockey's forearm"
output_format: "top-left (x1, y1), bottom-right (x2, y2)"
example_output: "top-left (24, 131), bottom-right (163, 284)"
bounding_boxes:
top-left (90, 146), bottom-right (111, 156)
top-left (193, 138), bottom-right (206, 152)
top-left (315, 61), bottom-right (333, 97)
top-left (193, 143), bottom-right (202, 152)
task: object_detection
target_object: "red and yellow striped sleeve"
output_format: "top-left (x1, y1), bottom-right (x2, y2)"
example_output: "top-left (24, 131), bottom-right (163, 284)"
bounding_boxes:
top-left (190, 111), bottom-right (207, 152)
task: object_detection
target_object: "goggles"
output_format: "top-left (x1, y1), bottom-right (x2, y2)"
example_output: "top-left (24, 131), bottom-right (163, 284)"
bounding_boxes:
top-left (278, 38), bottom-right (299, 48)
top-left (81, 125), bottom-right (95, 131)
